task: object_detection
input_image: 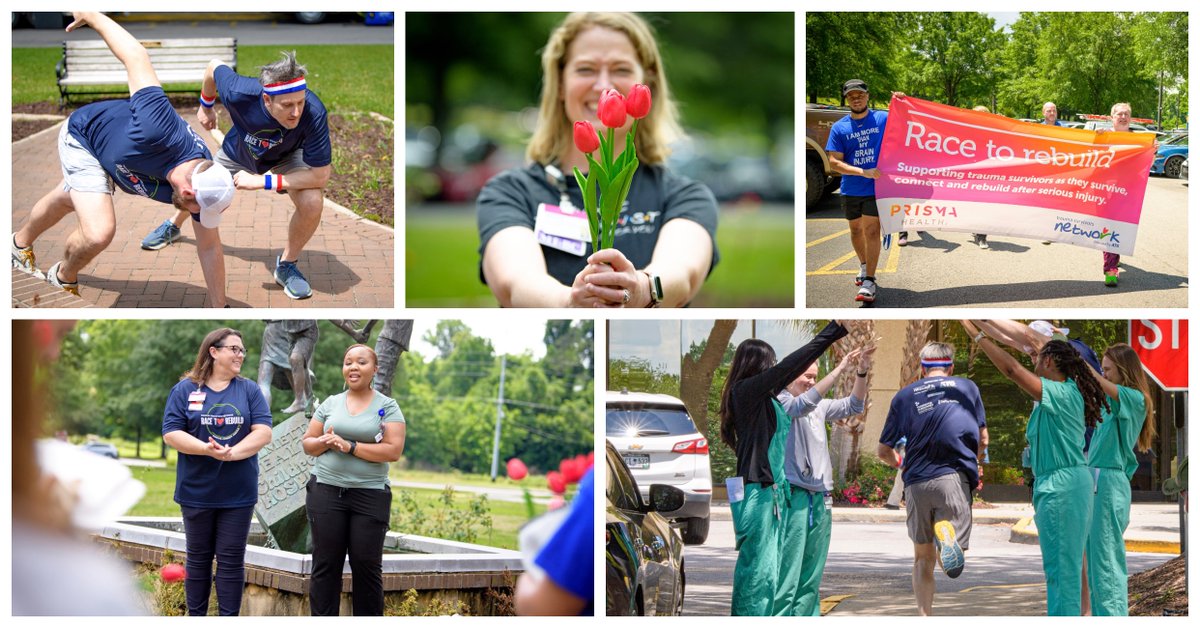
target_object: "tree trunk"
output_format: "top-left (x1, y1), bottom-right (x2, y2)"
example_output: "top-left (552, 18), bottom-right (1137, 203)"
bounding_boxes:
top-left (829, 321), bottom-right (876, 481)
top-left (135, 424), bottom-right (142, 459)
top-left (679, 320), bottom-right (738, 441)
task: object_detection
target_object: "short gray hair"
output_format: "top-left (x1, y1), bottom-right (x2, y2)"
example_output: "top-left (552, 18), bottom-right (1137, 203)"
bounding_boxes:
top-left (259, 51), bottom-right (307, 86)
top-left (919, 341), bottom-right (955, 364)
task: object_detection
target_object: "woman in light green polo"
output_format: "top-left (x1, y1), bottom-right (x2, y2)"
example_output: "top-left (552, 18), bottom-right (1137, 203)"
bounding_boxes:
top-left (301, 344), bottom-right (406, 616)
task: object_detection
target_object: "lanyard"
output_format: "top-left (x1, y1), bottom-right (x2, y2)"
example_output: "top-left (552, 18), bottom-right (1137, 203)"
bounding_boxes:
top-left (543, 164), bottom-right (574, 210)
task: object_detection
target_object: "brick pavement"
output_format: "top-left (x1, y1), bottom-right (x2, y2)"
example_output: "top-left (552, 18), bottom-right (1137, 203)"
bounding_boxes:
top-left (11, 117), bottom-right (393, 308)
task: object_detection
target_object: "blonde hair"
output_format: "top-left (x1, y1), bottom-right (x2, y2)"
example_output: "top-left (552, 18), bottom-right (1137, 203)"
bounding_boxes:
top-left (1111, 102), bottom-right (1132, 116)
top-left (527, 12), bottom-right (683, 166)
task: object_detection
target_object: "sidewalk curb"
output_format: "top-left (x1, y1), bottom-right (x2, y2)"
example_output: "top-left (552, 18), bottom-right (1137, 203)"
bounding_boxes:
top-left (1009, 515), bottom-right (1181, 554)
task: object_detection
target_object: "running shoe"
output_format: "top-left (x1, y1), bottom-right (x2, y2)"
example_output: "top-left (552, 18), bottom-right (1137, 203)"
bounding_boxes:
top-left (274, 256), bottom-right (313, 299)
top-left (898, 232), bottom-right (909, 246)
top-left (141, 220), bottom-right (182, 250)
top-left (12, 234), bottom-right (39, 276)
top-left (855, 263), bottom-right (867, 287)
top-left (933, 520), bottom-right (965, 578)
top-left (976, 234), bottom-right (989, 249)
top-left (1104, 272), bottom-right (1119, 287)
top-left (855, 278), bottom-right (877, 303)
top-left (47, 261), bottom-right (80, 297)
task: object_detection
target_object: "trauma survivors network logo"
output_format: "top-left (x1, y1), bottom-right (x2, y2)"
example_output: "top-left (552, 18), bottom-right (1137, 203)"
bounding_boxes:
top-left (1053, 218), bottom-right (1121, 247)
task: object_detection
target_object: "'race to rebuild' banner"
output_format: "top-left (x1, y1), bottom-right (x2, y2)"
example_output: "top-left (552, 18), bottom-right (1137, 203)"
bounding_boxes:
top-left (876, 96), bottom-right (1155, 254)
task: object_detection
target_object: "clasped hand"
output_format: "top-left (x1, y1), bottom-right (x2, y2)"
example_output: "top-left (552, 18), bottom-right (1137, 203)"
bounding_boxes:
top-left (316, 426), bottom-right (349, 453)
top-left (570, 248), bottom-right (645, 308)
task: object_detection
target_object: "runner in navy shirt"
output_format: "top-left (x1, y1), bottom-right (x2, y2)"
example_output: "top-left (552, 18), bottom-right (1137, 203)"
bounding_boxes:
top-left (878, 341), bottom-right (988, 614)
top-left (141, 52), bottom-right (333, 300)
top-left (162, 328), bottom-right (272, 615)
top-left (12, 12), bottom-right (234, 306)
top-left (825, 79), bottom-right (888, 304)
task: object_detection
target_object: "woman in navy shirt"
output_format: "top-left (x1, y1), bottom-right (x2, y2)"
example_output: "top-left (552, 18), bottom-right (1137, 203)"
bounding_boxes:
top-left (162, 328), bottom-right (272, 615)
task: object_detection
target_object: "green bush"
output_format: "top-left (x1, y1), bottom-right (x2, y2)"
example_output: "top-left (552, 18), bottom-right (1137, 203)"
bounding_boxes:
top-left (984, 463), bottom-right (1026, 486)
top-left (391, 487), bottom-right (493, 543)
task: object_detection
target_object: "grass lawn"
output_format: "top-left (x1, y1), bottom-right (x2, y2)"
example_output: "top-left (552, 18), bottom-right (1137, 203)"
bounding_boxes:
top-left (126, 461), bottom-right (549, 550)
top-left (406, 205), bottom-right (794, 307)
top-left (11, 44), bottom-right (393, 117)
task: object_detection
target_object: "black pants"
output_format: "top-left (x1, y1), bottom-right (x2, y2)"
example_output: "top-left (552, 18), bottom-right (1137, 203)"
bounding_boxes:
top-left (179, 504), bottom-right (255, 616)
top-left (305, 477), bottom-right (392, 616)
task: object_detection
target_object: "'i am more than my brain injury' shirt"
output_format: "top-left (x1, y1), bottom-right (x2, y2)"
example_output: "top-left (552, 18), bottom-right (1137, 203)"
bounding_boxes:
top-left (825, 109), bottom-right (888, 197)
top-left (311, 390), bottom-right (405, 490)
top-left (67, 86), bottom-right (211, 203)
top-left (213, 65), bottom-right (332, 173)
top-left (162, 377), bottom-right (272, 508)
top-left (880, 375), bottom-right (986, 487)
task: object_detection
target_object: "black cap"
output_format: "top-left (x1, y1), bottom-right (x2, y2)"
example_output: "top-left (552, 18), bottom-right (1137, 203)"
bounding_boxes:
top-left (843, 79), bottom-right (869, 96)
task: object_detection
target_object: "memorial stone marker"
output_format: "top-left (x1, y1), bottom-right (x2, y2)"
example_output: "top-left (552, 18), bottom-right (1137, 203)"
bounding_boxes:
top-left (254, 413), bottom-right (317, 553)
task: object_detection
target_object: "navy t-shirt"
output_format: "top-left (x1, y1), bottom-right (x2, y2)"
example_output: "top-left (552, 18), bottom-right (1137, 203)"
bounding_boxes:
top-left (825, 110), bottom-right (888, 197)
top-left (879, 376), bottom-right (986, 487)
top-left (214, 65), bottom-right (332, 173)
top-left (68, 86), bottom-right (211, 204)
top-left (535, 467), bottom-right (594, 615)
top-left (162, 377), bottom-right (273, 508)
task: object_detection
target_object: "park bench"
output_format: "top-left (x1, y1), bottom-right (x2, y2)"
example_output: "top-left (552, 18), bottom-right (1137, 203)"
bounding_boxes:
top-left (56, 37), bottom-right (236, 106)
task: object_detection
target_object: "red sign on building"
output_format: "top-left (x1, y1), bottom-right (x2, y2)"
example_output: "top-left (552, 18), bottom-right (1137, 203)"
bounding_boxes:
top-left (1129, 320), bottom-right (1188, 391)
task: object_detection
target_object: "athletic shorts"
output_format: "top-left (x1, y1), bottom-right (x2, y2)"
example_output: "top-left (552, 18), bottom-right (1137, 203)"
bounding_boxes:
top-left (216, 147), bottom-right (311, 177)
top-left (904, 472), bottom-right (973, 548)
top-left (842, 195), bottom-right (878, 220)
top-left (58, 122), bottom-right (115, 195)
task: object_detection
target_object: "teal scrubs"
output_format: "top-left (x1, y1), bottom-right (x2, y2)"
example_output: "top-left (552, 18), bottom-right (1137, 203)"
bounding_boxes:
top-left (1086, 385), bottom-right (1146, 616)
top-left (776, 486), bottom-right (831, 615)
top-left (1028, 377), bottom-right (1094, 616)
top-left (731, 400), bottom-right (792, 616)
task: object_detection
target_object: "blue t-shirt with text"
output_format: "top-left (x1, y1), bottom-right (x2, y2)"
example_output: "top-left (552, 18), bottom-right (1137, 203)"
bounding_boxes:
top-left (68, 86), bottom-right (211, 204)
top-left (880, 376), bottom-right (986, 487)
top-left (534, 467), bottom-right (594, 615)
top-left (214, 65), bottom-right (332, 173)
top-left (825, 109), bottom-right (888, 197)
top-left (162, 377), bottom-right (272, 508)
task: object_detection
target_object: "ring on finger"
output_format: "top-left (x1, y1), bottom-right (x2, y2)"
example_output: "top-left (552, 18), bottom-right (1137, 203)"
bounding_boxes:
top-left (622, 289), bottom-right (631, 304)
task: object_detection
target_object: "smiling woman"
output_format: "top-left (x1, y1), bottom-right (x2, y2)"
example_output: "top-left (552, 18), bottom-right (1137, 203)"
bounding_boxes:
top-left (476, 12), bottom-right (719, 309)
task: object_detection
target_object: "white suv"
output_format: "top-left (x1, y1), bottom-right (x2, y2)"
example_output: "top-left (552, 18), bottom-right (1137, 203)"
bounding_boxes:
top-left (605, 390), bottom-right (712, 544)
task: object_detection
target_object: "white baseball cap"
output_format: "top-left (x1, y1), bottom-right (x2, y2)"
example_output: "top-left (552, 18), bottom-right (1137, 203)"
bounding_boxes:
top-left (1030, 320), bottom-right (1070, 338)
top-left (192, 162), bottom-right (235, 228)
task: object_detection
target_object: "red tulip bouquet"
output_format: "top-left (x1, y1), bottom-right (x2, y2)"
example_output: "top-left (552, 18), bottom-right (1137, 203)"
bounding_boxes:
top-left (572, 84), bottom-right (652, 253)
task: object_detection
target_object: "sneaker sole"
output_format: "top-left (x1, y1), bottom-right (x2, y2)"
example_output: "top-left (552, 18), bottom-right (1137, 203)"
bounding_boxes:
top-left (275, 275), bottom-right (313, 300)
top-left (934, 521), bottom-right (964, 578)
top-left (855, 294), bottom-right (876, 303)
top-left (141, 237), bottom-right (180, 251)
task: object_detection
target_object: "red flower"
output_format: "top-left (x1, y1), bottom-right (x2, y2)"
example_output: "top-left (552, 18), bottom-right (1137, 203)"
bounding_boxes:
top-left (547, 471), bottom-right (566, 494)
top-left (573, 120), bottom-right (600, 154)
top-left (625, 84), bottom-right (652, 119)
top-left (160, 563), bottom-right (186, 583)
top-left (597, 89), bottom-right (627, 129)
top-left (586, 451), bottom-right (595, 469)
top-left (506, 458), bottom-right (528, 481)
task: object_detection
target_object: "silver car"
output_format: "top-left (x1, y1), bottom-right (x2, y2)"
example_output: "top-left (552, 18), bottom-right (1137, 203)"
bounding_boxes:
top-left (606, 391), bottom-right (712, 544)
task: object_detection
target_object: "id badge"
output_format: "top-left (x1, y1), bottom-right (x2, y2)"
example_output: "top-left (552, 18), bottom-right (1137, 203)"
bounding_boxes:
top-left (188, 390), bottom-right (206, 412)
top-left (824, 492), bottom-right (833, 510)
top-left (534, 203), bottom-right (588, 256)
top-left (725, 476), bottom-right (745, 503)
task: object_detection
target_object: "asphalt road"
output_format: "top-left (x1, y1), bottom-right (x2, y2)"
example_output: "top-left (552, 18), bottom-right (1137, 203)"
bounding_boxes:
top-left (805, 176), bottom-right (1188, 308)
top-left (683, 518), bottom-right (1174, 616)
top-left (12, 16), bottom-right (394, 47)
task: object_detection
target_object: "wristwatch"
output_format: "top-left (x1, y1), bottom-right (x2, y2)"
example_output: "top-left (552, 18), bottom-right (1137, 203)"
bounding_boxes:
top-left (641, 270), bottom-right (663, 307)
top-left (347, 440), bottom-right (358, 456)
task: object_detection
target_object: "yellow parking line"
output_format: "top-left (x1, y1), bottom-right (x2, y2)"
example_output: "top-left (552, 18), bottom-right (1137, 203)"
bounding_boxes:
top-left (812, 250), bottom-right (860, 275)
top-left (882, 241), bottom-right (901, 273)
top-left (807, 229), bottom-right (851, 248)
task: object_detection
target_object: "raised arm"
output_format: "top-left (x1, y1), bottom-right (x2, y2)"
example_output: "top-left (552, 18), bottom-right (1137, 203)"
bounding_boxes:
top-left (1088, 361), bottom-right (1120, 400)
top-left (961, 320), bottom-right (1043, 400)
top-left (973, 319), bottom-right (1046, 358)
top-left (737, 321), bottom-right (849, 402)
top-left (67, 12), bottom-right (159, 94)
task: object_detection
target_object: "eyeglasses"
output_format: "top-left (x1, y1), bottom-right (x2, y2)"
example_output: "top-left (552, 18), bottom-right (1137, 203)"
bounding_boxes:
top-left (215, 345), bottom-right (246, 356)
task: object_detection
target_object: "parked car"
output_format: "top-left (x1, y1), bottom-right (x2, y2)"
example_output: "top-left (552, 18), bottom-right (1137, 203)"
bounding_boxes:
top-left (1059, 120), bottom-right (1085, 129)
top-left (606, 390), bottom-right (712, 544)
top-left (1181, 157), bottom-right (1188, 181)
top-left (1083, 120), bottom-right (1158, 135)
top-left (1151, 133), bottom-right (1189, 179)
top-left (805, 103), bottom-right (851, 208)
top-left (606, 440), bottom-right (686, 616)
top-left (80, 441), bottom-right (119, 459)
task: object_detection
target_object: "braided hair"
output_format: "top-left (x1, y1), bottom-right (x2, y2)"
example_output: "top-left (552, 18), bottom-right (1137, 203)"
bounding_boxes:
top-left (1040, 340), bottom-right (1109, 429)
top-left (718, 339), bottom-right (776, 450)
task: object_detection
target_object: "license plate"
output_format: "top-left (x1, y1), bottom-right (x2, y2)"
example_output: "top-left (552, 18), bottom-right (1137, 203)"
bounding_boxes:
top-left (623, 454), bottom-right (650, 470)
